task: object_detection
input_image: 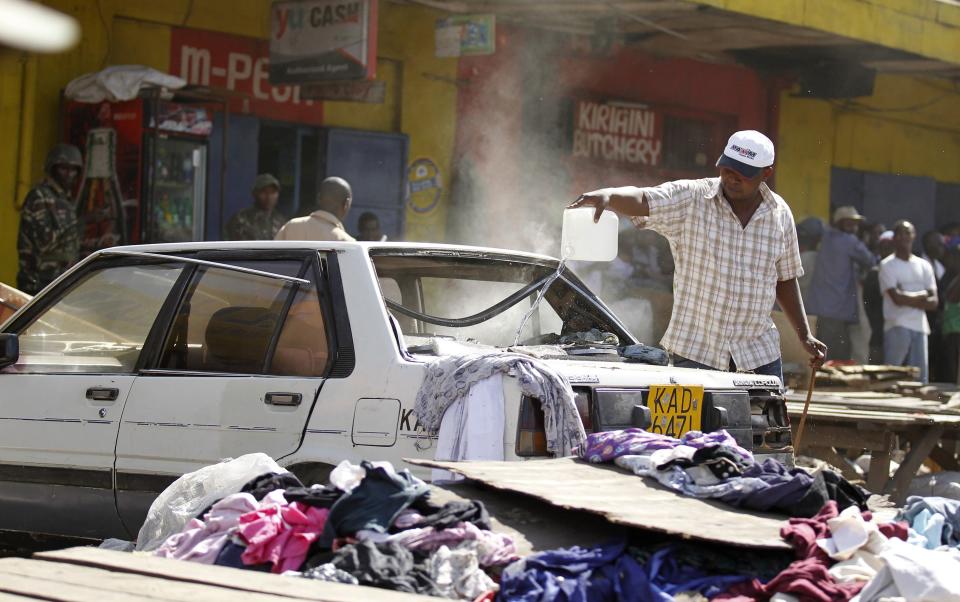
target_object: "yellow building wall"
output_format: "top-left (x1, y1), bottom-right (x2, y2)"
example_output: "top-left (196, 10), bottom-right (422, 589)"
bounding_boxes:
top-left (777, 73), bottom-right (960, 221)
top-left (695, 0), bottom-right (960, 65)
top-left (0, 0), bottom-right (457, 285)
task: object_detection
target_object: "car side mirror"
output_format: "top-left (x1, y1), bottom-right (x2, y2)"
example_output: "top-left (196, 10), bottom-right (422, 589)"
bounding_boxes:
top-left (0, 333), bottom-right (19, 369)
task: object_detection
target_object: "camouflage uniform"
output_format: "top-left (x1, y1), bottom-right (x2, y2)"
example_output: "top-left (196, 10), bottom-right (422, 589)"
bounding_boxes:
top-left (225, 174), bottom-right (286, 241)
top-left (225, 206), bottom-right (287, 241)
top-left (16, 178), bottom-right (81, 295)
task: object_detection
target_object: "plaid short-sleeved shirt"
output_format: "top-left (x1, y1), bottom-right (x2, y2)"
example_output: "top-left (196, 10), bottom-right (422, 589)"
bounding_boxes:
top-left (631, 178), bottom-right (804, 371)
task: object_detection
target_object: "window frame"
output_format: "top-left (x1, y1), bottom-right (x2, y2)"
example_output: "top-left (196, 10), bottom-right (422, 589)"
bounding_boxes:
top-left (2, 257), bottom-right (189, 376)
top-left (138, 249), bottom-right (351, 379)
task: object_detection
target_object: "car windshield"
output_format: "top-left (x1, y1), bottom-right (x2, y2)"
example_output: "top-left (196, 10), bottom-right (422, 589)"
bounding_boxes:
top-left (370, 251), bottom-right (633, 351)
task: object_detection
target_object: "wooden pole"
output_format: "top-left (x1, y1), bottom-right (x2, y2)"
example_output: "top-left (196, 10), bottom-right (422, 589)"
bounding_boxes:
top-left (793, 368), bottom-right (816, 453)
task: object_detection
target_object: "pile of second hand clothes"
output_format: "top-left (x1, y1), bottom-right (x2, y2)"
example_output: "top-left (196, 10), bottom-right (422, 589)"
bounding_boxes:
top-left (152, 460), bottom-right (517, 599)
top-left (578, 428), bottom-right (870, 518)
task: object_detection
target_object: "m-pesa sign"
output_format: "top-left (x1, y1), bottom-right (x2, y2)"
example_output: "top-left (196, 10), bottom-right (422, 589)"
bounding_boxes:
top-left (170, 27), bottom-right (323, 126)
top-left (572, 100), bottom-right (662, 166)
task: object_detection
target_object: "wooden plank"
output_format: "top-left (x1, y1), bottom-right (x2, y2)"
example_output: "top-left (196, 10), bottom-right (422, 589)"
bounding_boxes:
top-left (34, 548), bottom-right (438, 602)
top-left (0, 571), bottom-right (149, 602)
top-left (0, 594), bottom-right (42, 602)
top-left (791, 424), bottom-right (893, 450)
top-left (885, 426), bottom-right (946, 505)
top-left (407, 457), bottom-right (790, 550)
top-left (0, 557), bottom-right (296, 602)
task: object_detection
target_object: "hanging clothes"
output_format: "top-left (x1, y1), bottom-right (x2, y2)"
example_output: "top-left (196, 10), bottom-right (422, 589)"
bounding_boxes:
top-left (415, 352), bottom-right (586, 457)
top-left (433, 373), bottom-right (506, 482)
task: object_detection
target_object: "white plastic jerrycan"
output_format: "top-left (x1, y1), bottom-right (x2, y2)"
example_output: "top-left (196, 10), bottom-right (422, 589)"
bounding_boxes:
top-left (561, 207), bottom-right (619, 261)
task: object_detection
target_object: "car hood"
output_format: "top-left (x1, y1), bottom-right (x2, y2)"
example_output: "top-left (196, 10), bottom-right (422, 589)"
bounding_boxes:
top-left (540, 358), bottom-right (782, 390)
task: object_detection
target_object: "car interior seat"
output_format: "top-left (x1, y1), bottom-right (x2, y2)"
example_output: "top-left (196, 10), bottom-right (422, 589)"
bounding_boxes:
top-left (202, 306), bottom-right (278, 373)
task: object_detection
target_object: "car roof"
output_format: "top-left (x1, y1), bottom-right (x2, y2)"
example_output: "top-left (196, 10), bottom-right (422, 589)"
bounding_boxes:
top-left (99, 241), bottom-right (561, 263)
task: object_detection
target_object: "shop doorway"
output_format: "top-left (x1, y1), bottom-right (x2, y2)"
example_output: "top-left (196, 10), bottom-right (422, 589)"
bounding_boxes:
top-left (258, 123), bottom-right (319, 219)
top-left (320, 128), bottom-right (409, 240)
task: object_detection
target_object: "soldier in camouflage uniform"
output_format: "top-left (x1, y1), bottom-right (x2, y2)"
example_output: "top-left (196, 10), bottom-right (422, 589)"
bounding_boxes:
top-left (16, 144), bottom-right (83, 295)
top-left (225, 174), bottom-right (287, 240)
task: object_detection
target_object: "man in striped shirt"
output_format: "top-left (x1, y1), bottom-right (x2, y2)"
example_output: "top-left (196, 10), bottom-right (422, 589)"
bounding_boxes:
top-left (570, 130), bottom-right (826, 382)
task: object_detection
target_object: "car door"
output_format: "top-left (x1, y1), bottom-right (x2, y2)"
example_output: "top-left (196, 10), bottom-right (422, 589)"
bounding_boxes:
top-left (114, 252), bottom-right (330, 532)
top-left (0, 259), bottom-right (185, 539)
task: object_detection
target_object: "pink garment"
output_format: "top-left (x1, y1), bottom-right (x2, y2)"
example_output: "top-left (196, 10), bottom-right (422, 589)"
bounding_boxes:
top-left (155, 492), bottom-right (258, 564)
top-left (239, 498), bottom-right (329, 573)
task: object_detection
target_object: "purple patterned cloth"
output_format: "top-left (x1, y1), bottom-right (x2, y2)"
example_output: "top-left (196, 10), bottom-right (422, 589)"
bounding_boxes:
top-left (577, 428), bottom-right (750, 464)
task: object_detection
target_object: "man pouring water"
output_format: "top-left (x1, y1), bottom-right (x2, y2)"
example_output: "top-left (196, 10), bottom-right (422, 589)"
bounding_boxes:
top-left (569, 130), bottom-right (826, 383)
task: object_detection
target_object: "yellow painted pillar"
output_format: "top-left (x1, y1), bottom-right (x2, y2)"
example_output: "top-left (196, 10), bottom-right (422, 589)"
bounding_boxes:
top-left (776, 93), bottom-right (835, 221)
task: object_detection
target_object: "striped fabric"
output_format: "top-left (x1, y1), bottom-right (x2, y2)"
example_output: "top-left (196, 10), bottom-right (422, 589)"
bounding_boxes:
top-left (631, 177), bottom-right (803, 371)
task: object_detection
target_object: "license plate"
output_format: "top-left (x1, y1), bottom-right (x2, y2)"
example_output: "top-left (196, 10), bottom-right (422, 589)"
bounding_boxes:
top-left (647, 385), bottom-right (703, 437)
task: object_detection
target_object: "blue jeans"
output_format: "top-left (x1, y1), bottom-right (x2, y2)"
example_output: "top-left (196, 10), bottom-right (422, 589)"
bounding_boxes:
top-left (884, 326), bottom-right (928, 384)
top-left (672, 354), bottom-right (783, 385)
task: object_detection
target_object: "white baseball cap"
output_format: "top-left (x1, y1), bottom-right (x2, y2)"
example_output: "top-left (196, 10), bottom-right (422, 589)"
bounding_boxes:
top-left (716, 130), bottom-right (775, 178)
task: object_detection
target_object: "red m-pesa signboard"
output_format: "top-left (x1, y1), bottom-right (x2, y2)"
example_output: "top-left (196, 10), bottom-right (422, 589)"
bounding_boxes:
top-left (169, 27), bottom-right (324, 125)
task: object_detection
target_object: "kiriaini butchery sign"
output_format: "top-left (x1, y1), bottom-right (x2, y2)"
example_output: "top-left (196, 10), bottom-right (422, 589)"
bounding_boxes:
top-left (572, 100), bottom-right (662, 166)
top-left (270, 0), bottom-right (377, 84)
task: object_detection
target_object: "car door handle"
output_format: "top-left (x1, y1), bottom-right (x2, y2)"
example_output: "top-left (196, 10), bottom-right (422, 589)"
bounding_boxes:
top-left (86, 387), bottom-right (119, 402)
top-left (265, 392), bottom-right (302, 407)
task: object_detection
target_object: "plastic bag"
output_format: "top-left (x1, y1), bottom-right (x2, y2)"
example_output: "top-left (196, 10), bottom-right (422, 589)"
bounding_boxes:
top-left (135, 452), bottom-right (286, 552)
top-left (99, 538), bottom-right (135, 552)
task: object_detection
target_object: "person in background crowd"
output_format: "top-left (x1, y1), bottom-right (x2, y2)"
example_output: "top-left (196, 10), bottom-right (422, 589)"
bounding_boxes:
top-left (921, 230), bottom-right (948, 381)
top-left (941, 222), bottom-right (960, 240)
top-left (806, 206), bottom-right (876, 361)
top-left (940, 244), bottom-right (960, 383)
top-left (863, 231), bottom-right (895, 364)
top-left (357, 211), bottom-right (388, 242)
top-left (16, 144), bottom-right (83, 295)
top-left (860, 221), bottom-right (886, 258)
top-left (225, 174), bottom-right (286, 241)
top-left (880, 221), bottom-right (938, 383)
top-left (796, 217), bottom-right (824, 300)
top-left (922, 230), bottom-right (948, 282)
top-left (276, 177), bottom-right (356, 242)
top-left (570, 129), bottom-right (826, 382)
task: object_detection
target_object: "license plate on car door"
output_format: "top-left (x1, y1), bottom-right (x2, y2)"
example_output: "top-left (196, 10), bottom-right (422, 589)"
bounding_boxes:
top-left (647, 385), bottom-right (703, 437)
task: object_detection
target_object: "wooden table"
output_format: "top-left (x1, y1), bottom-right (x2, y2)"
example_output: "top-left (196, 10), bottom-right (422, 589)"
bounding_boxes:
top-left (0, 546), bottom-right (439, 601)
top-left (786, 391), bottom-right (960, 504)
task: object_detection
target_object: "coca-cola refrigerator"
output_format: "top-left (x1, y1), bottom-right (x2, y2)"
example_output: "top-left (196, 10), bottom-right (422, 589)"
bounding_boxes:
top-left (65, 97), bottom-right (212, 248)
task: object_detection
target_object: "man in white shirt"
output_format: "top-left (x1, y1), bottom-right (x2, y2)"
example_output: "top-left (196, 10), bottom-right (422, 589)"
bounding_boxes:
top-left (570, 130), bottom-right (826, 382)
top-left (879, 220), bottom-right (938, 383)
top-left (275, 177), bottom-right (356, 242)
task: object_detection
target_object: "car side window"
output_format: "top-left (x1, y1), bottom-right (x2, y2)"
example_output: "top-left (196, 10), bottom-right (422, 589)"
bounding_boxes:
top-left (12, 263), bottom-right (184, 374)
top-left (159, 259), bottom-right (329, 376)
